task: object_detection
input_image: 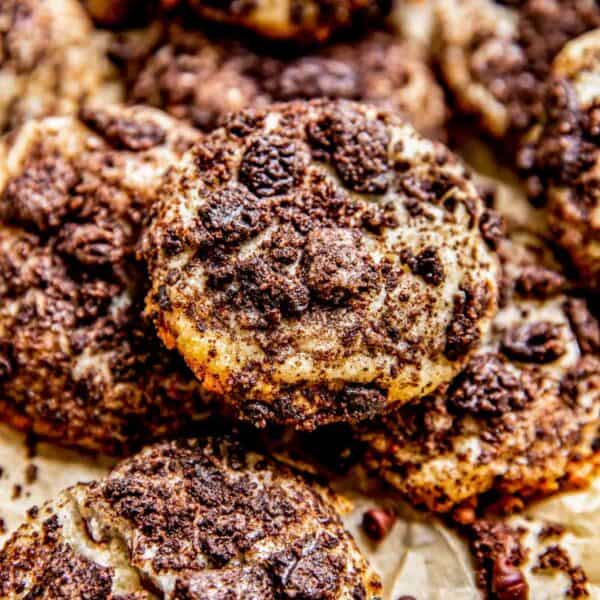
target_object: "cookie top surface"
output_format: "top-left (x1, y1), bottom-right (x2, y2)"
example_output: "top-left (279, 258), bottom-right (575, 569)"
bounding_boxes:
top-left (519, 29), bottom-right (600, 292)
top-left (128, 26), bottom-right (447, 139)
top-left (362, 231), bottom-right (600, 514)
top-left (0, 105), bottom-right (208, 455)
top-left (435, 0), bottom-right (600, 141)
top-left (0, 0), bottom-right (123, 133)
top-left (187, 0), bottom-right (390, 42)
top-left (144, 99), bottom-right (498, 429)
top-left (0, 436), bottom-right (381, 599)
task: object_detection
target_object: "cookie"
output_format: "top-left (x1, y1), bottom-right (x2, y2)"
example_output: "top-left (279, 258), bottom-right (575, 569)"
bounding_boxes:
top-left (519, 29), bottom-right (600, 293)
top-left (435, 0), bottom-right (600, 143)
top-left (82, 0), bottom-right (164, 27)
top-left (187, 0), bottom-right (390, 42)
top-left (0, 435), bottom-right (382, 599)
top-left (128, 26), bottom-right (447, 139)
top-left (0, 105), bottom-right (209, 455)
top-left (362, 231), bottom-right (600, 514)
top-left (143, 99), bottom-right (498, 430)
top-left (0, 0), bottom-right (123, 133)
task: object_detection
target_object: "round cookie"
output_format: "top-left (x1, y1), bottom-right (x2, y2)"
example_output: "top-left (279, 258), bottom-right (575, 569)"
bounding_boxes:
top-left (362, 231), bottom-right (600, 515)
top-left (0, 435), bottom-right (382, 599)
top-left (519, 29), bottom-right (600, 293)
top-left (186, 0), bottom-right (390, 42)
top-left (128, 26), bottom-right (447, 139)
top-left (435, 0), bottom-right (600, 143)
top-left (0, 105), bottom-right (209, 455)
top-left (0, 0), bottom-right (123, 133)
top-left (143, 99), bottom-right (499, 430)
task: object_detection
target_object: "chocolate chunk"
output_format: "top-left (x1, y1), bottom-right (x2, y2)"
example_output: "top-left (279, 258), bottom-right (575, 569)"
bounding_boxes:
top-left (239, 135), bottom-right (303, 197)
top-left (479, 209), bottom-right (506, 249)
top-left (0, 158), bottom-right (79, 231)
top-left (514, 265), bottom-right (565, 298)
top-left (362, 508), bottom-right (396, 541)
top-left (237, 256), bottom-right (310, 321)
top-left (269, 57), bottom-right (359, 101)
top-left (469, 521), bottom-right (528, 600)
top-left (501, 321), bottom-right (566, 363)
top-left (338, 385), bottom-right (387, 421)
top-left (307, 109), bottom-right (390, 193)
top-left (403, 246), bottom-right (445, 286)
top-left (492, 558), bottom-right (528, 600)
top-left (196, 184), bottom-right (268, 248)
top-left (57, 221), bottom-right (127, 266)
top-left (564, 297), bottom-right (600, 354)
top-left (448, 353), bottom-right (531, 417)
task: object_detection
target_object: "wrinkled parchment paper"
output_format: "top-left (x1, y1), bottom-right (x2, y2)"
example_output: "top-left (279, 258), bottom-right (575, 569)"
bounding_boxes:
top-left (1, 424), bottom-right (599, 599)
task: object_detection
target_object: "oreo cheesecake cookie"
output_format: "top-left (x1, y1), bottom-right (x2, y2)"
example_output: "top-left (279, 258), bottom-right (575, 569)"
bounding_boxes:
top-left (519, 29), bottom-right (600, 293)
top-left (128, 26), bottom-right (447, 139)
top-left (362, 231), bottom-right (600, 515)
top-left (186, 0), bottom-right (391, 42)
top-left (0, 105), bottom-right (209, 455)
top-left (143, 99), bottom-right (498, 430)
top-left (435, 0), bottom-right (600, 144)
top-left (0, 435), bottom-right (382, 599)
top-left (0, 0), bottom-right (122, 133)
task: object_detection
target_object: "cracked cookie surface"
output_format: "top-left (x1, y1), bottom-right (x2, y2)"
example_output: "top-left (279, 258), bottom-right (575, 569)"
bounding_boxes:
top-left (0, 435), bottom-right (382, 599)
top-left (0, 105), bottom-right (209, 455)
top-left (144, 99), bottom-right (498, 429)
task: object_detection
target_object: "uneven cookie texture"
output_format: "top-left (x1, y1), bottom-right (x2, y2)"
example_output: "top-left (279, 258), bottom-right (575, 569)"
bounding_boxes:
top-left (362, 231), bottom-right (600, 514)
top-left (0, 436), bottom-right (382, 599)
top-left (0, 0), bottom-right (123, 133)
top-left (186, 0), bottom-right (390, 42)
top-left (435, 0), bottom-right (600, 143)
top-left (519, 29), bottom-right (600, 293)
top-left (127, 25), bottom-right (446, 139)
top-left (0, 105), bottom-right (210, 455)
top-left (143, 99), bottom-right (498, 429)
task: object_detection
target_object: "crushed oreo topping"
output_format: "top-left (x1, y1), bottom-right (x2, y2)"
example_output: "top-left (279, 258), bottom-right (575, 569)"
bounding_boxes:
top-left (501, 321), bottom-right (566, 363)
top-left (144, 99), bottom-right (496, 429)
top-left (0, 436), bottom-right (382, 599)
top-left (0, 106), bottom-right (207, 455)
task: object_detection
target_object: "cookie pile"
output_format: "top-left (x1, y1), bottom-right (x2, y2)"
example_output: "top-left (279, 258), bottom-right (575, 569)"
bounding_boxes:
top-left (0, 1), bottom-right (598, 598)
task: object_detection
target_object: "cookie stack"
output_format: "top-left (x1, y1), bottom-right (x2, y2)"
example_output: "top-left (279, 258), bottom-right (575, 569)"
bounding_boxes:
top-left (0, 1), bottom-right (598, 598)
